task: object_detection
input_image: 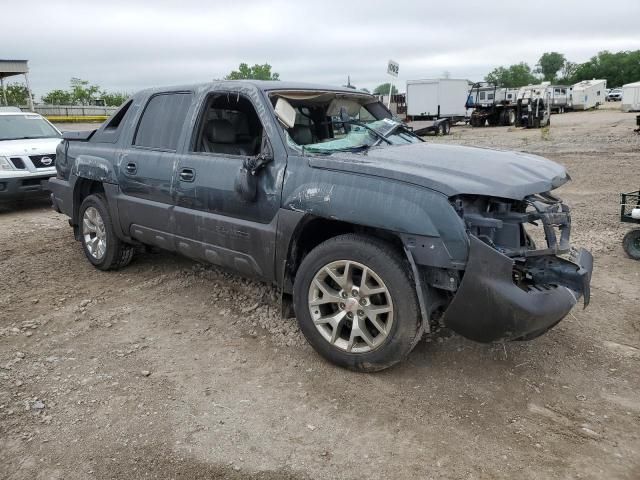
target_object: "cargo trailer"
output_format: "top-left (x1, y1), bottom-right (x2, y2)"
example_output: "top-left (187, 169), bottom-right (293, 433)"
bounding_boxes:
top-left (406, 79), bottom-right (470, 121)
top-left (622, 81), bottom-right (640, 112)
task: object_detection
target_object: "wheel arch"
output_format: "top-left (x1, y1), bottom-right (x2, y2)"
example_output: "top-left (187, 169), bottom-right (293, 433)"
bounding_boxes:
top-left (71, 178), bottom-right (128, 242)
top-left (280, 214), bottom-right (405, 295)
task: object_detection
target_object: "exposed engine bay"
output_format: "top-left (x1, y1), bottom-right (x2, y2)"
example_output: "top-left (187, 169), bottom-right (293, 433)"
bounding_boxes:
top-left (451, 193), bottom-right (591, 306)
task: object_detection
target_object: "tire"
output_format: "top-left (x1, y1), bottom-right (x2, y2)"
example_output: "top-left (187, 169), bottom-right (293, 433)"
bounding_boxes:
top-left (442, 121), bottom-right (450, 135)
top-left (622, 229), bottom-right (640, 260)
top-left (293, 234), bottom-right (421, 372)
top-left (78, 193), bottom-right (134, 270)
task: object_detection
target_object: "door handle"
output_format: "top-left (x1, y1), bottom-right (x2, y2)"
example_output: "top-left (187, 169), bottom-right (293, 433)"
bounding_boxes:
top-left (125, 162), bottom-right (137, 175)
top-left (179, 167), bottom-right (195, 182)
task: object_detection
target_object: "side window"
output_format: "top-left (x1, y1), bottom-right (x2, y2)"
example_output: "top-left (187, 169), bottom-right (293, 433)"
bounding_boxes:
top-left (105, 100), bottom-right (132, 130)
top-left (134, 93), bottom-right (192, 151)
top-left (91, 99), bottom-right (133, 143)
top-left (487, 93), bottom-right (494, 100)
top-left (479, 92), bottom-right (486, 100)
top-left (193, 92), bottom-right (264, 157)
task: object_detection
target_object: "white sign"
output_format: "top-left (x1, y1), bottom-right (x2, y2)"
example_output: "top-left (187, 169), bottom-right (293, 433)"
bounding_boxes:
top-left (387, 60), bottom-right (399, 77)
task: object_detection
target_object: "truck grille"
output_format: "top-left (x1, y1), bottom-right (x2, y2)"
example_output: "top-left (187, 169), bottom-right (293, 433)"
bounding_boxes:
top-left (9, 157), bottom-right (26, 169)
top-left (29, 154), bottom-right (56, 168)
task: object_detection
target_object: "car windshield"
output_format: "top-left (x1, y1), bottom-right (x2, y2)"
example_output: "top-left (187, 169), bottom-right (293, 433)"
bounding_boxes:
top-left (0, 114), bottom-right (61, 141)
top-left (270, 92), bottom-right (421, 154)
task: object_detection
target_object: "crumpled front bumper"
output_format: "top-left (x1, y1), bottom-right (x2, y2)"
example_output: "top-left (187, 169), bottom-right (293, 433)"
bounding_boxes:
top-left (443, 235), bottom-right (593, 343)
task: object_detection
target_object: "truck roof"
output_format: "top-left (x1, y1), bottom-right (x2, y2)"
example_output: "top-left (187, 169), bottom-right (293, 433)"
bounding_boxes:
top-left (135, 80), bottom-right (371, 97)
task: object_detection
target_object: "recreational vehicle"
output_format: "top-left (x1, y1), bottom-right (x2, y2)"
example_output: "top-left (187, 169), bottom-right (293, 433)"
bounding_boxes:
top-left (571, 79), bottom-right (607, 110)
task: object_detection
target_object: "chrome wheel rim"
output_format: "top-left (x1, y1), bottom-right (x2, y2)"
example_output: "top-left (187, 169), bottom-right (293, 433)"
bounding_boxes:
top-left (308, 260), bottom-right (394, 353)
top-left (82, 207), bottom-right (107, 260)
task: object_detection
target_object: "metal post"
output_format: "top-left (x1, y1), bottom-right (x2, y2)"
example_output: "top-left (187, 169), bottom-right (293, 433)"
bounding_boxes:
top-left (23, 73), bottom-right (34, 111)
top-left (387, 81), bottom-right (393, 109)
top-left (0, 77), bottom-right (7, 106)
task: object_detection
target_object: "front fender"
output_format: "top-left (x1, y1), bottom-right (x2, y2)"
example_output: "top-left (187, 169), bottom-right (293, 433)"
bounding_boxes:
top-left (281, 159), bottom-right (469, 264)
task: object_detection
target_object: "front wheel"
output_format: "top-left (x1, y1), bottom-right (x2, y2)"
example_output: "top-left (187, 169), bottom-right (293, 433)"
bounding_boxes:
top-left (293, 234), bottom-right (421, 372)
top-left (79, 194), bottom-right (134, 270)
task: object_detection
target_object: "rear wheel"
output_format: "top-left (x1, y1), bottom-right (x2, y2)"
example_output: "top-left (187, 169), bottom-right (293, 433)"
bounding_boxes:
top-left (623, 229), bottom-right (640, 260)
top-left (293, 234), bottom-right (421, 372)
top-left (79, 194), bottom-right (134, 270)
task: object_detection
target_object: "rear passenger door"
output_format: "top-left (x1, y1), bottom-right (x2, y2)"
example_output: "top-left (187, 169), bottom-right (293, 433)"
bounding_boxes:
top-left (117, 92), bottom-right (193, 247)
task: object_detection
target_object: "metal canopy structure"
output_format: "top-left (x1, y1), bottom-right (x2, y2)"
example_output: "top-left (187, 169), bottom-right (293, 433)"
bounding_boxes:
top-left (0, 59), bottom-right (34, 111)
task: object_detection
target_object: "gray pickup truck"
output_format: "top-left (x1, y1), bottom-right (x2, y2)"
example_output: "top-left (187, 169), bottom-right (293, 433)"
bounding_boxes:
top-left (49, 80), bottom-right (593, 371)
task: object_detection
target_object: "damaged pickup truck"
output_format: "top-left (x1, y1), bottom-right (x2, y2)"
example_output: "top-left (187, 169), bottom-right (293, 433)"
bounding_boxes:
top-left (49, 81), bottom-right (593, 371)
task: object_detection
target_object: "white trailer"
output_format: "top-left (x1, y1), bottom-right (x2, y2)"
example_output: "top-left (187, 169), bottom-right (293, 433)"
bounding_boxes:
top-left (406, 79), bottom-right (470, 120)
top-left (622, 81), bottom-right (640, 112)
top-left (518, 83), bottom-right (572, 113)
top-left (571, 79), bottom-right (607, 110)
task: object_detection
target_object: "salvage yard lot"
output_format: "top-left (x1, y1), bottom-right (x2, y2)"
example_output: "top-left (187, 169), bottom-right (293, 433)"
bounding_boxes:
top-left (1, 109), bottom-right (639, 479)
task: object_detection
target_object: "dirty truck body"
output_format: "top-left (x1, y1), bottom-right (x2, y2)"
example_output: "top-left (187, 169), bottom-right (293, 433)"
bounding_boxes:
top-left (49, 80), bottom-right (593, 371)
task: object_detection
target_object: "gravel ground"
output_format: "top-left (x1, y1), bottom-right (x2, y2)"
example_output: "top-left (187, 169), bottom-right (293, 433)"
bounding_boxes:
top-left (1, 109), bottom-right (639, 479)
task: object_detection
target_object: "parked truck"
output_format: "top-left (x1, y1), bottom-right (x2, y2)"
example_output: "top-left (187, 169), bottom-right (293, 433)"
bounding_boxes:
top-left (467, 82), bottom-right (549, 128)
top-left (48, 80), bottom-right (593, 372)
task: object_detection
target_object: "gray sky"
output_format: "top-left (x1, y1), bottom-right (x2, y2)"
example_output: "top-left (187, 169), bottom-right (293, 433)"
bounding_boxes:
top-left (4, 0), bottom-right (640, 98)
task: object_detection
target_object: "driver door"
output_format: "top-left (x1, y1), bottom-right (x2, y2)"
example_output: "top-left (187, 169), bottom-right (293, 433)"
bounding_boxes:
top-left (172, 88), bottom-right (284, 281)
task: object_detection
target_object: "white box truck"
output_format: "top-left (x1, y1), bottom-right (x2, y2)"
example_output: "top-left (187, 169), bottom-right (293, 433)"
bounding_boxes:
top-left (406, 79), bottom-right (470, 121)
top-left (571, 79), bottom-right (607, 110)
top-left (622, 81), bottom-right (640, 112)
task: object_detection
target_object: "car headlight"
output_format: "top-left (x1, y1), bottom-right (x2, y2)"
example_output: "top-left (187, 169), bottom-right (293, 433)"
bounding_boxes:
top-left (0, 156), bottom-right (15, 171)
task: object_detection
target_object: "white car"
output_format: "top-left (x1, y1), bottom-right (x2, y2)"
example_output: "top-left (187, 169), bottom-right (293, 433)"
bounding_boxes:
top-left (0, 109), bottom-right (62, 201)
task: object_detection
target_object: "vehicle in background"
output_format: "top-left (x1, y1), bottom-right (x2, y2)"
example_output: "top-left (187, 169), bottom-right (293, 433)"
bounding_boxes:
top-left (0, 111), bottom-right (62, 201)
top-left (571, 79), bottom-right (607, 110)
top-left (467, 82), bottom-right (549, 128)
top-left (405, 79), bottom-right (471, 132)
top-left (466, 82), bottom-right (518, 127)
top-left (621, 82), bottom-right (640, 112)
top-left (49, 80), bottom-right (593, 372)
top-left (547, 85), bottom-right (572, 113)
top-left (606, 88), bottom-right (623, 102)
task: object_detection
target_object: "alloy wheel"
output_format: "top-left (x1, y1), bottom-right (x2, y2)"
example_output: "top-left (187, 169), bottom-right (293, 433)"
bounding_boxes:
top-left (82, 207), bottom-right (107, 260)
top-left (307, 260), bottom-right (394, 353)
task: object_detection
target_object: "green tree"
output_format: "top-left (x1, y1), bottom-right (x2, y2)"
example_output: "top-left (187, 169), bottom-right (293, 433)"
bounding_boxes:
top-left (70, 77), bottom-right (101, 105)
top-left (225, 63), bottom-right (280, 81)
top-left (536, 52), bottom-right (566, 82)
top-left (569, 50), bottom-right (640, 87)
top-left (373, 83), bottom-right (398, 95)
top-left (0, 83), bottom-right (31, 106)
top-left (42, 89), bottom-right (73, 105)
top-left (100, 91), bottom-right (129, 107)
top-left (559, 61), bottom-right (578, 84)
top-left (485, 62), bottom-right (538, 88)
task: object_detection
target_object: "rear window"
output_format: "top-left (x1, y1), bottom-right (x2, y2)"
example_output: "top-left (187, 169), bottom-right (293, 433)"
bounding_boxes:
top-left (134, 92), bottom-right (192, 151)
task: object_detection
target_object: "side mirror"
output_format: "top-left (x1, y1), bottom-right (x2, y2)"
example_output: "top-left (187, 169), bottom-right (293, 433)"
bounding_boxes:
top-left (233, 140), bottom-right (274, 202)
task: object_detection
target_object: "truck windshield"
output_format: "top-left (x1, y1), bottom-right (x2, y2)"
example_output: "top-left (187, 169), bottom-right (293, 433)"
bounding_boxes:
top-left (0, 115), bottom-right (61, 141)
top-left (304, 119), bottom-right (420, 153)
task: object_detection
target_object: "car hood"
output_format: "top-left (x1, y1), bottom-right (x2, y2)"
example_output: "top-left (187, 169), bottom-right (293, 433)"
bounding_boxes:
top-left (0, 137), bottom-right (63, 157)
top-left (308, 142), bottom-right (569, 200)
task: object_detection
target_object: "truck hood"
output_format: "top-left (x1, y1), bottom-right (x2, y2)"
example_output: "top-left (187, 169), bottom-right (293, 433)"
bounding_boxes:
top-left (0, 137), bottom-right (63, 157)
top-left (307, 142), bottom-right (569, 200)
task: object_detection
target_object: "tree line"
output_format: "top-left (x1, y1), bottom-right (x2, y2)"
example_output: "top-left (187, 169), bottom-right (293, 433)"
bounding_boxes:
top-left (484, 50), bottom-right (640, 88)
